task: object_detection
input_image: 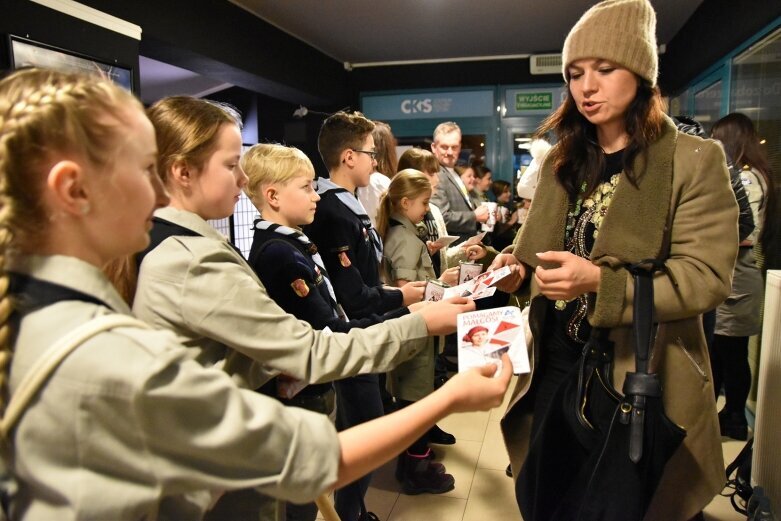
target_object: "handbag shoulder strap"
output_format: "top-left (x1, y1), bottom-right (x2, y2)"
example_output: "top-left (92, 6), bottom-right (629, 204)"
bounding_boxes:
top-left (626, 258), bottom-right (668, 372)
top-left (623, 259), bottom-right (666, 463)
top-left (0, 314), bottom-right (151, 438)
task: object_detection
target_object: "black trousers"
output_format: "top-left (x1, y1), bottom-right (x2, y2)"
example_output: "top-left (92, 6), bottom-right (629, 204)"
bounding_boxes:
top-left (515, 338), bottom-right (582, 514)
top-left (710, 334), bottom-right (751, 415)
top-left (333, 374), bottom-right (384, 521)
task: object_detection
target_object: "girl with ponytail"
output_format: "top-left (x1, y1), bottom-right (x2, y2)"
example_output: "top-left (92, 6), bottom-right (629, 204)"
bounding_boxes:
top-left (376, 169), bottom-right (461, 495)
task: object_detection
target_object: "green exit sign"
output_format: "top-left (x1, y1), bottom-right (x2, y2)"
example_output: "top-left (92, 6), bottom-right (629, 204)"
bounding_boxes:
top-left (516, 92), bottom-right (553, 110)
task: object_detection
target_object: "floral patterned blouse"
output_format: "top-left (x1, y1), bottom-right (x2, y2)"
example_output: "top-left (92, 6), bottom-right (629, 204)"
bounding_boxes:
top-left (548, 150), bottom-right (624, 348)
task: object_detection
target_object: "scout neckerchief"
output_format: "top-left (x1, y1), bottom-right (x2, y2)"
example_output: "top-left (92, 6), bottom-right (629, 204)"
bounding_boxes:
top-left (316, 177), bottom-right (383, 263)
top-left (8, 273), bottom-right (110, 316)
top-left (7, 273), bottom-right (113, 347)
top-left (419, 211), bottom-right (439, 243)
top-left (253, 219), bottom-right (347, 321)
top-left (390, 217), bottom-right (428, 245)
top-left (136, 216), bottom-right (243, 269)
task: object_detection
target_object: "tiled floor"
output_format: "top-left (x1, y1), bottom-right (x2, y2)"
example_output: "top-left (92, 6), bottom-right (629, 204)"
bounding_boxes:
top-left (319, 378), bottom-right (750, 520)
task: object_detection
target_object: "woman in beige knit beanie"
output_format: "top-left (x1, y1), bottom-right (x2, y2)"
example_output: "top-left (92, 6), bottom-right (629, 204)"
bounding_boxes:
top-left (492, 1), bottom-right (738, 521)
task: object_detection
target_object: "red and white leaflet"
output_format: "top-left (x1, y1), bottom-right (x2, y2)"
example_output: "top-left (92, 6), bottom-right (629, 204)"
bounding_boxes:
top-left (457, 306), bottom-right (530, 376)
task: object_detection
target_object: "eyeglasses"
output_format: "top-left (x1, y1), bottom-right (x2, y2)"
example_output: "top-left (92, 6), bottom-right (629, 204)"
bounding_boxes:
top-left (352, 149), bottom-right (378, 160)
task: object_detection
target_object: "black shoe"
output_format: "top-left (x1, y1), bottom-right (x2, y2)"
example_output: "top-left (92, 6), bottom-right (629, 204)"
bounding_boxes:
top-left (400, 456), bottom-right (455, 495)
top-left (358, 512), bottom-right (380, 521)
top-left (505, 463), bottom-right (513, 478)
top-left (395, 449), bottom-right (444, 481)
top-left (719, 409), bottom-right (748, 441)
top-left (428, 424), bottom-right (456, 445)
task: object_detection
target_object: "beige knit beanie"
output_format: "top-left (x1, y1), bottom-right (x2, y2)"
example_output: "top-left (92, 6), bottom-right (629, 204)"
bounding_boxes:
top-left (562, 0), bottom-right (658, 86)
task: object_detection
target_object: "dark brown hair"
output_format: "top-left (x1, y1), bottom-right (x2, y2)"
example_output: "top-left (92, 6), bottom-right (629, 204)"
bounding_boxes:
top-left (537, 78), bottom-right (666, 201)
top-left (318, 111), bottom-right (375, 170)
top-left (491, 180), bottom-right (511, 199)
top-left (712, 112), bottom-right (779, 269)
top-left (472, 165), bottom-right (492, 180)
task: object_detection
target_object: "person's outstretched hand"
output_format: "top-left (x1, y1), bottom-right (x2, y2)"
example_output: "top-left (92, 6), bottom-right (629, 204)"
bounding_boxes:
top-left (439, 266), bottom-right (460, 286)
top-left (442, 353), bottom-right (512, 413)
top-left (414, 297), bottom-right (475, 335)
top-left (464, 244), bottom-right (486, 260)
top-left (488, 253), bottom-right (525, 293)
top-left (399, 280), bottom-right (426, 306)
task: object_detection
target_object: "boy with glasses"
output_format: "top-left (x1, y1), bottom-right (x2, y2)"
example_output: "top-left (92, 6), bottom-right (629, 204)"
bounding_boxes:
top-left (306, 112), bottom-right (445, 520)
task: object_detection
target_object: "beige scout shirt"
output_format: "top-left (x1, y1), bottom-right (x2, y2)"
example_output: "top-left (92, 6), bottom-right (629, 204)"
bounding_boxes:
top-left (381, 214), bottom-right (436, 401)
top-left (7, 254), bottom-right (340, 521)
top-left (382, 213), bottom-right (436, 283)
top-left (133, 207), bottom-right (428, 390)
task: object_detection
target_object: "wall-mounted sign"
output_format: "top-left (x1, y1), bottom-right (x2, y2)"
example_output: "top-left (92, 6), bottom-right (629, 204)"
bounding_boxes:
top-left (516, 92), bottom-right (552, 110)
top-left (504, 86), bottom-right (566, 117)
top-left (362, 90), bottom-right (494, 120)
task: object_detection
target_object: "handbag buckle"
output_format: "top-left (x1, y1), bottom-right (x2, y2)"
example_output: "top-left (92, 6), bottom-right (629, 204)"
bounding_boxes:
top-left (619, 402), bottom-right (632, 424)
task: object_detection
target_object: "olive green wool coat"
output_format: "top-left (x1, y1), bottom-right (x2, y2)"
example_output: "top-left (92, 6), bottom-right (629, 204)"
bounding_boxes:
top-left (501, 116), bottom-right (739, 521)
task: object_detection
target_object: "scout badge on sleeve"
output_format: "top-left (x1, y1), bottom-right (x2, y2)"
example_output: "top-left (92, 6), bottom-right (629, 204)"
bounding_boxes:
top-left (291, 279), bottom-right (310, 298)
top-left (338, 251), bottom-right (351, 268)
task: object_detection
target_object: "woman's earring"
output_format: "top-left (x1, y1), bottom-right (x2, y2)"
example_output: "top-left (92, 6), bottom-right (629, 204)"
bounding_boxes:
top-left (80, 203), bottom-right (91, 215)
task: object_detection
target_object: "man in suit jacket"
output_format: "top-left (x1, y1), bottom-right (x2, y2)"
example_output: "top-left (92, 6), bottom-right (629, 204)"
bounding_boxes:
top-left (429, 121), bottom-right (489, 242)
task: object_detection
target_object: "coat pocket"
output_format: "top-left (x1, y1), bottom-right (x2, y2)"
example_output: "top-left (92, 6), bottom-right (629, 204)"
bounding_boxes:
top-left (673, 336), bottom-right (708, 382)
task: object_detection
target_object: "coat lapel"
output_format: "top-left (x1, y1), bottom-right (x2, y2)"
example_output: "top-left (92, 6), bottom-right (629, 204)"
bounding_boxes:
top-left (443, 166), bottom-right (473, 209)
top-left (591, 117), bottom-right (676, 264)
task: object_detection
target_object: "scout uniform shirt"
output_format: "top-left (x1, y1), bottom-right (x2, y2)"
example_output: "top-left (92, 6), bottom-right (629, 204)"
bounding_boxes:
top-left (248, 219), bottom-right (407, 334)
top-left (132, 206), bottom-right (428, 390)
top-left (6, 254), bottom-right (340, 520)
top-left (248, 220), bottom-right (408, 402)
top-left (304, 178), bottom-right (403, 319)
top-left (382, 214), bottom-right (437, 402)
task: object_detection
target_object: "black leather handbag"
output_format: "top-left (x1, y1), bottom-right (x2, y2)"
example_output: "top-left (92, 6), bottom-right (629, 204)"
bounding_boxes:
top-left (517, 261), bottom-right (687, 521)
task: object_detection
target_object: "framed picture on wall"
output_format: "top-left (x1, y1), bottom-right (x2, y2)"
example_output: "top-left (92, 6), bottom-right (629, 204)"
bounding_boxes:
top-left (8, 35), bottom-right (132, 92)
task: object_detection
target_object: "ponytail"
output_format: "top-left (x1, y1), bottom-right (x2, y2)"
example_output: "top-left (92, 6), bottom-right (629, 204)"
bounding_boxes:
top-left (376, 192), bottom-right (394, 241)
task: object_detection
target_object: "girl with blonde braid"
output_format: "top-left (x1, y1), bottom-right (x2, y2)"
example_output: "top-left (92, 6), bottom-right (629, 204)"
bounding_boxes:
top-left (0, 69), bottom-right (511, 520)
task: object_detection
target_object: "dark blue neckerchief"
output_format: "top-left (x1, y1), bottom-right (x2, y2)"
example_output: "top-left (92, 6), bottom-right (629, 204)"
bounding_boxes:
top-left (316, 177), bottom-right (383, 263)
top-left (8, 273), bottom-right (110, 331)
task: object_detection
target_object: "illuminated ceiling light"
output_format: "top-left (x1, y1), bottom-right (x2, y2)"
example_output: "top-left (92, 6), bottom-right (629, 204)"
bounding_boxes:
top-left (760, 139), bottom-right (767, 144)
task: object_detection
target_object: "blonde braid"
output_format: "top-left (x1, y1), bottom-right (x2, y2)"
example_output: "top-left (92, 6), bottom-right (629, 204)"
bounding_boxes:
top-left (0, 205), bottom-right (12, 417)
top-left (0, 68), bottom-right (140, 414)
top-left (0, 76), bottom-right (26, 415)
